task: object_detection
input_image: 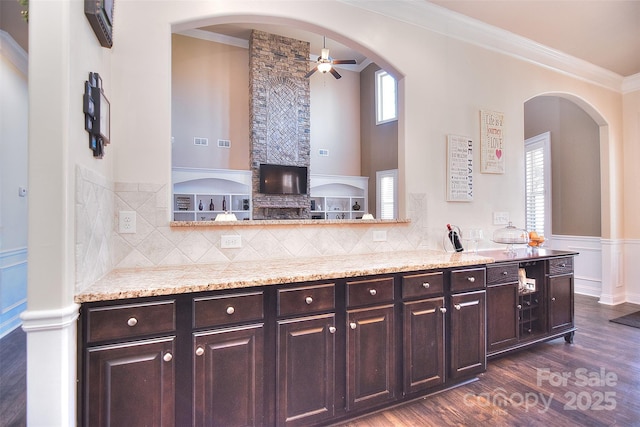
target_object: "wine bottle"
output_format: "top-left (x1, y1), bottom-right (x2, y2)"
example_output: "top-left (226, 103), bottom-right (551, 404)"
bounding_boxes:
top-left (209, 199), bottom-right (214, 211)
top-left (198, 200), bottom-right (203, 211)
top-left (447, 224), bottom-right (464, 252)
top-left (222, 196), bottom-right (226, 211)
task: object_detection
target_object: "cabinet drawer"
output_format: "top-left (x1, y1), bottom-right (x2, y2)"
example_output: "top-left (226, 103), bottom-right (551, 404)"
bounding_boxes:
top-left (86, 300), bottom-right (176, 343)
top-left (450, 268), bottom-right (486, 293)
top-left (278, 283), bottom-right (335, 317)
top-left (193, 291), bottom-right (263, 328)
top-left (347, 277), bottom-right (394, 308)
top-left (549, 257), bottom-right (573, 275)
top-left (486, 263), bottom-right (519, 286)
top-left (402, 272), bottom-right (444, 299)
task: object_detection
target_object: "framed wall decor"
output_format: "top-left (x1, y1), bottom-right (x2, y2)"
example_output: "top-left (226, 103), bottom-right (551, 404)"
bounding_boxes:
top-left (83, 72), bottom-right (110, 158)
top-left (446, 134), bottom-right (473, 202)
top-left (85, 0), bottom-right (115, 48)
top-left (480, 110), bottom-right (505, 174)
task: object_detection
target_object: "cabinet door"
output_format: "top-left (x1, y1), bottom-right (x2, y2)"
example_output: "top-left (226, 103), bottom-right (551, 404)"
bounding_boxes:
top-left (86, 337), bottom-right (175, 427)
top-left (450, 291), bottom-right (486, 379)
top-left (402, 297), bottom-right (445, 394)
top-left (277, 314), bottom-right (336, 426)
top-left (193, 324), bottom-right (264, 427)
top-left (486, 283), bottom-right (519, 353)
top-left (347, 305), bottom-right (396, 412)
top-left (548, 274), bottom-right (574, 332)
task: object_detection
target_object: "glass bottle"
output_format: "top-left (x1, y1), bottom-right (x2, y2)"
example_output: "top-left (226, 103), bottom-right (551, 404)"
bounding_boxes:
top-left (209, 199), bottom-right (214, 211)
top-left (222, 196), bottom-right (226, 211)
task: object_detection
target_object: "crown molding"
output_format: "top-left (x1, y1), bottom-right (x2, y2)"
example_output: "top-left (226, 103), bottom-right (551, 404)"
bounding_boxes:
top-left (177, 28), bottom-right (249, 49)
top-left (0, 30), bottom-right (28, 76)
top-left (622, 73), bottom-right (640, 94)
top-left (340, 0), bottom-right (627, 93)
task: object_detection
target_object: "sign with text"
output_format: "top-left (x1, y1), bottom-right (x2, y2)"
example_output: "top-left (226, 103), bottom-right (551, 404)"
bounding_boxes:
top-left (447, 134), bottom-right (473, 202)
top-left (480, 110), bottom-right (505, 174)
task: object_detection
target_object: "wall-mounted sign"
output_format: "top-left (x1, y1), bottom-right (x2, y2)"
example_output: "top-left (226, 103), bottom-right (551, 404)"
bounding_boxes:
top-left (480, 110), bottom-right (505, 174)
top-left (446, 134), bottom-right (473, 202)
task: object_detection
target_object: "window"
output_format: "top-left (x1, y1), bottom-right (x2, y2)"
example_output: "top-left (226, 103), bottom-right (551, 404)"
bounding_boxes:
top-left (376, 169), bottom-right (398, 219)
top-left (375, 70), bottom-right (397, 124)
top-left (525, 132), bottom-right (551, 237)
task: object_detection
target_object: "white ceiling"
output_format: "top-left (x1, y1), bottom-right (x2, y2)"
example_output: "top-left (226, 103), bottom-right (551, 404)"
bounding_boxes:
top-left (197, 0), bottom-right (640, 78)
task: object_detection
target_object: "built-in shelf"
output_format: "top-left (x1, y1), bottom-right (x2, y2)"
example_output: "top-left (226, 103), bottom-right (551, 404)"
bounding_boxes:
top-left (310, 174), bottom-right (369, 220)
top-left (172, 167), bottom-right (252, 221)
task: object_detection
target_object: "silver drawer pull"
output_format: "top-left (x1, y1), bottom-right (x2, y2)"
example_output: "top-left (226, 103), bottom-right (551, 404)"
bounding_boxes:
top-left (502, 271), bottom-right (508, 276)
top-left (127, 317), bottom-right (138, 327)
top-left (226, 306), bottom-right (235, 315)
top-left (422, 282), bottom-right (430, 289)
top-left (305, 296), bottom-right (313, 305)
top-left (329, 326), bottom-right (336, 334)
top-left (467, 276), bottom-right (476, 283)
top-left (517, 304), bottom-right (522, 310)
top-left (195, 346), bottom-right (205, 357)
top-left (163, 352), bottom-right (173, 362)
top-left (454, 304), bottom-right (462, 310)
top-left (560, 263), bottom-right (567, 268)
top-left (369, 289), bottom-right (377, 296)
top-left (350, 322), bottom-right (357, 330)
top-left (551, 297), bottom-right (556, 302)
top-left (440, 307), bottom-right (447, 314)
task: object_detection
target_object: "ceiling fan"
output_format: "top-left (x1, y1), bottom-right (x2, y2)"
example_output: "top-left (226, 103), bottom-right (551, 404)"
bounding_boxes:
top-left (305, 37), bottom-right (357, 79)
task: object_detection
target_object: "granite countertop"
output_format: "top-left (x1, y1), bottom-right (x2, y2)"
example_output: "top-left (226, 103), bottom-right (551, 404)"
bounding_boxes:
top-left (75, 250), bottom-right (494, 303)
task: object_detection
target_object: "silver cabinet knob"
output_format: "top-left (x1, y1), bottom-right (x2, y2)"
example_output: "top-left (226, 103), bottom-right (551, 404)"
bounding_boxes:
top-left (163, 352), bottom-right (173, 362)
top-left (517, 304), bottom-right (522, 310)
top-left (305, 296), bottom-right (313, 305)
top-left (502, 271), bottom-right (508, 276)
top-left (467, 276), bottom-right (476, 283)
top-left (551, 297), bottom-right (556, 301)
top-left (226, 306), bottom-right (235, 315)
top-left (127, 317), bottom-right (138, 327)
top-left (560, 263), bottom-right (566, 268)
top-left (440, 307), bottom-right (447, 313)
top-left (422, 282), bottom-right (430, 289)
top-left (369, 289), bottom-right (377, 296)
top-left (454, 304), bottom-right (462, 310)
top-left (195, 346), bottom-right (205, 356)
top-left (350, 322), bottom-right (357, 330)
top-left (329, 326), bottom-right (336, 334)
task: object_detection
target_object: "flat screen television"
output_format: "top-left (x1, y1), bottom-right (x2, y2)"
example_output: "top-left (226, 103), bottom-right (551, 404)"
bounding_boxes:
top-left (259, 164), bottom-right (308, 195)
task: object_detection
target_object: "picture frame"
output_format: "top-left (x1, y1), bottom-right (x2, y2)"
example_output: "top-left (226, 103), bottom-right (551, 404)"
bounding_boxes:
top-left (85, 0), bottom-right (115, 48)
top-left (84, 72), bottom-right (110, 158)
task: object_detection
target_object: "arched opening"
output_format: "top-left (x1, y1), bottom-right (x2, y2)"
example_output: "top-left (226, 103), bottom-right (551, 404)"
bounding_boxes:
top-left (524, 93), bottom-right (607, 299)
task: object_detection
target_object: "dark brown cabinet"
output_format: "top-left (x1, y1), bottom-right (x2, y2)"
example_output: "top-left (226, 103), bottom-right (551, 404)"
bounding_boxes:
top-left (80, 251), bottom-right (575, 426)
top-left (276, 282), bottom-right (336, 427)
top-left (450, 290), bottom-right (486, 379)
top-left (402, 297), bottom-right (445, 394)
top-left (548, 263), bottom-right (574, 334)
top-left (83, 300), bottom-right (176, 427)
top-left (486, 263), bottom-right (519, 353)
top-left (192, 291), bottom-right (265, 427)
top-left (486, 254), bottom-right (577, 358)
top-left (346, 305), bottom-right (396, 411)
top-left (193, 325), bottom-right (264, 426)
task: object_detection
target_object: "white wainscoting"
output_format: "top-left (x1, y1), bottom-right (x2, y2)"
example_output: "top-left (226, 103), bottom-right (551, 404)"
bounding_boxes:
top-left (0, 247), bottom-right (28, 338)
top-left (549, 235), bottom-right (602, 298)
top-left (623, 239), bottom-right (640, 304)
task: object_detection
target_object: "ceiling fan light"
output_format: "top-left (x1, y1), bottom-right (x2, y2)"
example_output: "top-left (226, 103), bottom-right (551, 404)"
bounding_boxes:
top-left (318, 62), bottom-right (332, 73)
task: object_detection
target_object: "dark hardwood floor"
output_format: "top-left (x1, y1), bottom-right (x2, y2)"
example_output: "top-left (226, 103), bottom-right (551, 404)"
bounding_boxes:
top-left (0, 326), bottom-right (26, 427)
top-left (0, 294), bottom-right (638, 427)
top-left (337, 294), bottom-right (640, 427)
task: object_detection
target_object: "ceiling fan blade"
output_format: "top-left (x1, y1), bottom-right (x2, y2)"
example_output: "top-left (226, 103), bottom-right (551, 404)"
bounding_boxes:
top-left (332, 59), bottom-right (357, 65)
top-left (305, 66), bottom-right (318, 78)
top-left (329, 68), bottom-right (342, 79)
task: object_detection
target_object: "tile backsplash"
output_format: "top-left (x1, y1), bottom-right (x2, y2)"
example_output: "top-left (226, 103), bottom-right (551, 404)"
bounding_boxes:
top-left (75, 166), bottom-right (434, 292)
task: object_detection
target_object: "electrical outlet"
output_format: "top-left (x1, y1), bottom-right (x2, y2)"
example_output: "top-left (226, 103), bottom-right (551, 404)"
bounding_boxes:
top-left (493, 211), bottom-right (510, 225)
top-left (221, 235), bottom-right (242, 249)
top-left (119, 211), bottom-right (136, 233)
top-left (373, 230), bottom-right (387, 242)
